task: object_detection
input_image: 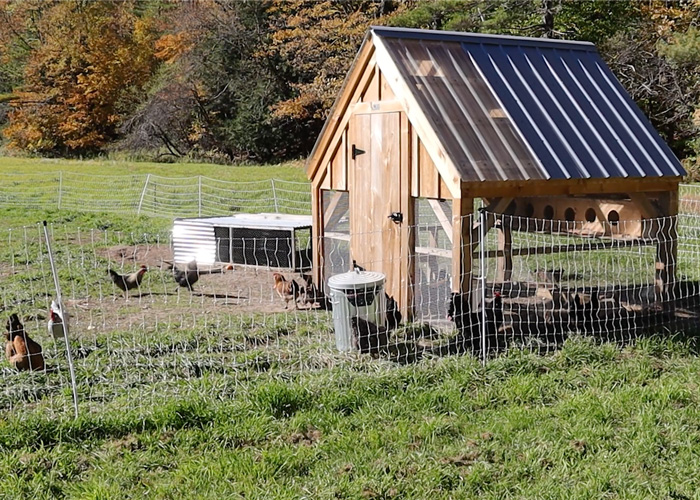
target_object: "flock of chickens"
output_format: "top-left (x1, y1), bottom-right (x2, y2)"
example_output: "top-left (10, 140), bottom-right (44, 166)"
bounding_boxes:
top-left (107, 260), bottom-right (234, 296)
top-left (3, 261), bottom-right (328, 372)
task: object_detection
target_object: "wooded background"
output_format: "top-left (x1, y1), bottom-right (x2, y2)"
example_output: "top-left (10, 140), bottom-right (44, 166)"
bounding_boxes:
top-left (0, 0), bottom-right (698, 176)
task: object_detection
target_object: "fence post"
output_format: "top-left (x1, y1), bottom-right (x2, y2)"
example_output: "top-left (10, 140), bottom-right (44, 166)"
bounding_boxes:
top-left (57, 171), bottom-right (63, 210)
top-left (479, 208), bottom-right (487, 366)
top-left (198, 176), bottom-right (202, 217)
top-left (271, 179), bottom-right (279, 213)
top-left (137, 174), bottom-right (151, 215)
top-left (43, 221), bottom-right (79, 419)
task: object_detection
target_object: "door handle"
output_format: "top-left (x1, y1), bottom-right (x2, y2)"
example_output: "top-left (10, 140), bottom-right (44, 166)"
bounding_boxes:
top-left (352, 144), bottom-right (365, 160)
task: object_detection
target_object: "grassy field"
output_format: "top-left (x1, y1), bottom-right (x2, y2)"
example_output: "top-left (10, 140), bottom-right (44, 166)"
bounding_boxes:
top-left (0, 156), bottom-right (308, 181)
top-left (3, 337), bottom-right (700, 499)
top-left (1, 158), bottom-right (700, 498)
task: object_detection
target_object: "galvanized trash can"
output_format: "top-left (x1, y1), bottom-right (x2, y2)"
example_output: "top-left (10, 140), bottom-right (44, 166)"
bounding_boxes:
top-left (327, 270), bottom-right (386, 351)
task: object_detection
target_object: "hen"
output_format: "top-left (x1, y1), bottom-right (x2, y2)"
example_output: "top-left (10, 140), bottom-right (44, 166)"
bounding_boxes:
top-left (350, 317), bottom-right (389, 354)
top-left (444, 292), bottom-right (503, 355)
top-left (168, 260), bottom-right (232, 291)
top-left (108, 265), bottom-right (147, 296)
top-left (272, 273), bottom-right (301, 309)
top-left (48, 300), bottom-right (68, 339)
top-left (5, 313), bottom-right (44, 371)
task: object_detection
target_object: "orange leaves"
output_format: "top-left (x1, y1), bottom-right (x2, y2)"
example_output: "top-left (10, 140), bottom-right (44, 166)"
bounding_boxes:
top-left (3, 1), bottom-right (158, 153)
top-left (155, 32), bottom-right (194, 64)
top-left (265, 0), bottom-right (393, 122)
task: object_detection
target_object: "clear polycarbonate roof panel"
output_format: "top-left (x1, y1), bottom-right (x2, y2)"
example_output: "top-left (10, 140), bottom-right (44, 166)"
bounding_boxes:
top-left (374, 27), bottom-right (684, 182)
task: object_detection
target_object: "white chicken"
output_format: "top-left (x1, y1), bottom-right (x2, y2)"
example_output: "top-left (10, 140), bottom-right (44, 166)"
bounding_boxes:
top-left (48, 300), bottom-right (68, 339)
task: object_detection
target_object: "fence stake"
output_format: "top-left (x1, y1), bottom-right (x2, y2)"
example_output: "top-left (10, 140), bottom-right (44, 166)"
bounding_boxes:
top-left (479, 208), bottom-right (487, 367)
top-left (137, 174), bottom-right (151, 215)
top-left (271, 179), bottom-right (279, 213)
top-left (43, 221), bottom-right (79, 419)
top-left (198, 176), bottom-right (202, 217)
top-left (57, 171), bottom-right (63, 210)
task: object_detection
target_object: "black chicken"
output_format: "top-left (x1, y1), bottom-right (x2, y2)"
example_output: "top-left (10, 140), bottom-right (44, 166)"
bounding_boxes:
top-left (385, 294), bottom-right (402, 331)
top-left (167, 260), bottom-right (232, 291)
top-left (350, 316), bottom-right (389, 354)
top-left (444, 291), bottom-right (503, 355)
top-left (569, 292), bottom-right (600, 334)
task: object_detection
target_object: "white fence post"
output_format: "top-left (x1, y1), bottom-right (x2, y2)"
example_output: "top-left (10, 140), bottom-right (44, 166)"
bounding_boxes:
top-left (43, 221), bottom-right (79, 419)
top-left (198, 176), bottom-right (202, 217)
top-left (137, 174), bottom-right (151, 215)
top-left (271, 179), bottom-right (279, 213)
top-left (479, 208), bottom-right (487, 366)
top-left (57, 171), bottom-right (63, 210)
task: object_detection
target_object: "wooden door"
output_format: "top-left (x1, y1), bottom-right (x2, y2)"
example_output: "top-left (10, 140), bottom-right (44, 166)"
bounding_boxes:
top-left (349, 111), bottom-right (402, 301)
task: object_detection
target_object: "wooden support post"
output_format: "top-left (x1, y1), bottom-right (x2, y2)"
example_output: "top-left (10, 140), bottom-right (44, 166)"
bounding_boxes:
top-left (452, 195), bottom-right (474, 295)
top-left (655, 191), bottom-right (678, 314)
top-left (311, 187), bottom-right (324, 288)
top-left (496, 221), bottom-right (513, 282)
top-left (399, 112), bottom-right (414, 321)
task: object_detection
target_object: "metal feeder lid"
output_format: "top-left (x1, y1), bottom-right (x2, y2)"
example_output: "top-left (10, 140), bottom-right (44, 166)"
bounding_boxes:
top-left (327, 270), bottom-right (386, 291)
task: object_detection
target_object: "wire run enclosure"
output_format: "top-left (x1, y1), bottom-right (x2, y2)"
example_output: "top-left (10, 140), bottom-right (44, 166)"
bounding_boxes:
top-left (172, 213), bottom-right (312, 271)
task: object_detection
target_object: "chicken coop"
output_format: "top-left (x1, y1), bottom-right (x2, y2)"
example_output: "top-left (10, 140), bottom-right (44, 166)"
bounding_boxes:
top-left (172, 214), bottom-right (312, 271)
top-left (306, 27), bottom-right (684, 321)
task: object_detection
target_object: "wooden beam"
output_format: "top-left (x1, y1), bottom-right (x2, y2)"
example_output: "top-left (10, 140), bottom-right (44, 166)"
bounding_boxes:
top-left (496, 224), bottom-right (513, 282)
top-left (427, 199), bottom-right (453, 242)
top-left (477, 237), bottom-right (655, 259)
top-left (461, 177), bottom-right (682, 199)
top-left (655, 191), bottom-right (678, 314)
top-left (400, 111), bottom-right (414, 321)
top-left (311, 187), bottom-right (323, 287)
top-left (352, 100), bottom-right (404, 115)
top-left (452, 196), bottom-right (474, 293)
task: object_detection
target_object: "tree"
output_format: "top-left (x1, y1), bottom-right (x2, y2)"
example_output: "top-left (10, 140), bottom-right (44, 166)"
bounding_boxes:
top-left (3, 1), bottom-right (158, 154)
top-left (265, 0), bottom-right (405, 122)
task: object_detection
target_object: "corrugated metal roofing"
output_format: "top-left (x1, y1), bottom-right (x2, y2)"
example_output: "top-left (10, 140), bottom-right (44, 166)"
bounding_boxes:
top-left (372, 26), bottom-right (685, 181)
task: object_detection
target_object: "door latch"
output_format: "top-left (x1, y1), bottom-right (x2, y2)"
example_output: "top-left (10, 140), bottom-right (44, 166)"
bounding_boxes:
top-left (351, 144), bottom-right (365, 160)
top-left (388, 212), bottom-right (403, 224)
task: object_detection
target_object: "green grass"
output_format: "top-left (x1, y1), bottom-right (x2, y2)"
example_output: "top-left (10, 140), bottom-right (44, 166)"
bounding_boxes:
top-left (3, 333), bottom-right (700, 499)
top-left (2, 159), bottom-right (700, 498)
top-left (0, 156), bottom-right (308, 180)
top-left (0, 156), bottom-right (310, 229)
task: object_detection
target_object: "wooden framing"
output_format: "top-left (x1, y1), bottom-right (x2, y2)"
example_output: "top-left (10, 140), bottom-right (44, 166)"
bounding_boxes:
top-left (372, 35), bottom-right (462, 198)
top-left (461, 177), bottom-right (682, 199)
top-left (399, 111), bottom-right (414, 320)
top-left (452, 194), bottom-right (474, 294)
top-left (307, 29), bottom-right (684, 321)
top-left (655, 191), bottom-right (679, 312)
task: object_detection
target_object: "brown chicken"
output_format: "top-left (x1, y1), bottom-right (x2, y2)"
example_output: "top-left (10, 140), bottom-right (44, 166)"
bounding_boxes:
top-left (5, 313), bottom-right (44, 371)
top-left (108, 265), bottom-right (147, 296)
top-left (273, 273), bottom-right (301, 309)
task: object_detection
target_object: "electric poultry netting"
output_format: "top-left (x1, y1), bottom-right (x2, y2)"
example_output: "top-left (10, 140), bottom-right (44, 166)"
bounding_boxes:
top-left (1, 212), bottom-right (699, 416)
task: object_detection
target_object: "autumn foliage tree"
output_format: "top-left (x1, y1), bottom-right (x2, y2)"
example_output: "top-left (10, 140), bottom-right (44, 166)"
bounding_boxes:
top-left (0, 0), bottom-right (699, 167)
top-left (3, 1), bottom-right (158, 154)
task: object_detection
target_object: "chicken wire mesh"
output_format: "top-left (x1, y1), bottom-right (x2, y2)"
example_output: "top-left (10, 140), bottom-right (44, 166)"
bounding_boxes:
top-left (2, 203), bottom-right (700, 418)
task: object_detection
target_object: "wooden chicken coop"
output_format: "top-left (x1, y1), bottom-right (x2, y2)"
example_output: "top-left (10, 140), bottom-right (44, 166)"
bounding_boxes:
top-left (306, 27), bottom-right (685, 319)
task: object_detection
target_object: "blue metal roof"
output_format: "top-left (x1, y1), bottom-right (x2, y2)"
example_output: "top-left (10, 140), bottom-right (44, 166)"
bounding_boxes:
top-left (373, 27), bottom-right (685, 182)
